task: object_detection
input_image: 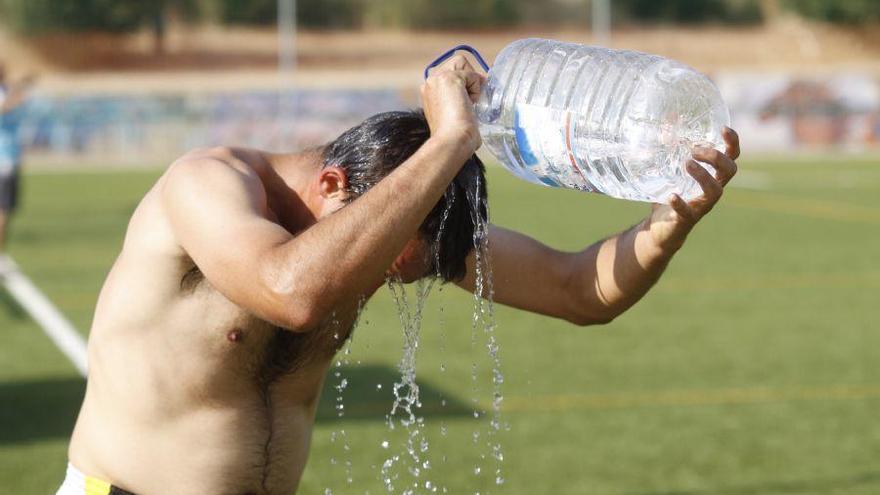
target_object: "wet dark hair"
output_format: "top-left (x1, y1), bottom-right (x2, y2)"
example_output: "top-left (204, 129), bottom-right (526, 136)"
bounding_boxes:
top-left (322, 109), bottom-right (487, 282)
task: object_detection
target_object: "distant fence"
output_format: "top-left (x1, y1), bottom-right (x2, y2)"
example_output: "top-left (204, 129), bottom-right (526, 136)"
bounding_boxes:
top-left (15, 88), bottom-right (407, 164)
top-left (11, 73), bottom-right (880, 165)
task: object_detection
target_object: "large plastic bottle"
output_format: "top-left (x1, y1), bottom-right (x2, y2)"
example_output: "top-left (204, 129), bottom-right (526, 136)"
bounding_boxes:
top-left (475, 38), bottom-right (730, 203)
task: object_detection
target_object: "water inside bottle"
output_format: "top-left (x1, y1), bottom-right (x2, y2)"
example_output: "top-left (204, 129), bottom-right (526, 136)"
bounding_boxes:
top-left (477, 39), bottom-right (730, 203)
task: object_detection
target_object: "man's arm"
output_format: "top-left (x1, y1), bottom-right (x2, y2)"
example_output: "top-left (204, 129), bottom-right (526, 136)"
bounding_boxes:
top-left (457, 128), bottom-right (740, 325)
top-left (162, 55), bottom-right (486, 331)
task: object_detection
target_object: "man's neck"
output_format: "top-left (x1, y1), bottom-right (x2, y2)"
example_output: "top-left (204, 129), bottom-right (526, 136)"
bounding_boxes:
top-left (262, 149), bottom-right (323, 231)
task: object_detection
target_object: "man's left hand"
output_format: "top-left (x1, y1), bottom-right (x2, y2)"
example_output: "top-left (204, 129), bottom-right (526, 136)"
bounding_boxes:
top-left (647, 127), bottom-right (741, 252)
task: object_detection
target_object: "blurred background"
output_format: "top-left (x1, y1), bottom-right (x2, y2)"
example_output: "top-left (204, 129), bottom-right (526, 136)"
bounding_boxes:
top-left (0, 0), bottom-right (878, 493)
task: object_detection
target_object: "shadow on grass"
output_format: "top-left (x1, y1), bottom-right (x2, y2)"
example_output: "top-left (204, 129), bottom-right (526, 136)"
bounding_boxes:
top-left (316, 364), bottom-right (471, 422)
top-left (0, 377), bottom-right (84, 445)
top-left (630, 471), bottom-right (880, 495)
top-left (0, 365), bottom-right (469, 443)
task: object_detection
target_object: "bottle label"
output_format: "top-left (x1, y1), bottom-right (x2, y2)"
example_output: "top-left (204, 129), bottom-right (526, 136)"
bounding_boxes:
top-left (513, 103), bottom-right (594, 191)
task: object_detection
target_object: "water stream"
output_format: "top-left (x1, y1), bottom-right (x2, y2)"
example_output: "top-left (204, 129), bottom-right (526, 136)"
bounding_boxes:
top-left (382, 276), bottom-right (436, 494)
top-left (466, 174), bottom-right (506, 491)
top-left (327, 175), bottom-right (506, 494)
top-left (378, 173), bottom-right (506, 493)
top-left (324, 300), bottom-right (367, 495)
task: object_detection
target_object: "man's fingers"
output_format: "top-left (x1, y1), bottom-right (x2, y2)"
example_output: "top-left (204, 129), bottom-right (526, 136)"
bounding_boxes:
top-left (462, 71), bottom-right (485, 103)
top-left (686, 160), bottom-right (723, 203)
top-left (430, 54), bottom-right (486, 102)
top-left (669, 194), bottom-right (697, 223)
top-left (440, 53), bottom-right (477, 73)
top-left (692, 146), bottom-right (737, 185)
top-left (428, 70), bottom-right (484, 104)
top-left (722, 126), bottom-right (741, 160)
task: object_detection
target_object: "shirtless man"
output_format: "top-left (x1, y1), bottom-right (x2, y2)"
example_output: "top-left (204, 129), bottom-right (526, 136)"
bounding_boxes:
top-left (58, 56), bottom-right (739, 494)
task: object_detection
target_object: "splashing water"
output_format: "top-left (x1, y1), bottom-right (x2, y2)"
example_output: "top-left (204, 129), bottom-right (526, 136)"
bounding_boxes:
top-left (333, 347), bottom-right (354, 486)
top-left (433, 191), bottom-right (455, 494)
top-left (379, 173), bottom-right (506, 494)
top-left (466, 173), bottom-right (506, 491)
top-left (382, 276), bottom-right (435, 494)
top-left (324, 300), bottom-right (367, 494)
top-left (431, 188), bottom-right (456, 276)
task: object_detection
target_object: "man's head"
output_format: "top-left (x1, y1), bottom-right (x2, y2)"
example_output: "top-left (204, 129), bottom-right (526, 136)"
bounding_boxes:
top-left (317, 110), bottom-right (487, 284)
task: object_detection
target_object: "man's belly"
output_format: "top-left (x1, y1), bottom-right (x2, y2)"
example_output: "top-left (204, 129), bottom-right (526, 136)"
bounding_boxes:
top-left (70, 374), bottom-right (324, 495)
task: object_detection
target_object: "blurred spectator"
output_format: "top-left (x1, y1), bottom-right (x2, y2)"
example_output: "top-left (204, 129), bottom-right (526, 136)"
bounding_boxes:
top-left (0, 62), bottom-right (36, 254)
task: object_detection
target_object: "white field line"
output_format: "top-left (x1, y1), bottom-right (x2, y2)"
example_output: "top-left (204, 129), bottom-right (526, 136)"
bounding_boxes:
top-left (1, 256), bottom-right (88, 377)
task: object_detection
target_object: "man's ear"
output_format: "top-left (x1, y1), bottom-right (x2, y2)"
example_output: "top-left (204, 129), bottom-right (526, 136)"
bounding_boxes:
top-left (318, 166), bottom-right (349, 200)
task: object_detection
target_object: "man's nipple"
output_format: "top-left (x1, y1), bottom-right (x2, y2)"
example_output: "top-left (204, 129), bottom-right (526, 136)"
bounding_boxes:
top-left (227, 328), bottom-right (244, 343)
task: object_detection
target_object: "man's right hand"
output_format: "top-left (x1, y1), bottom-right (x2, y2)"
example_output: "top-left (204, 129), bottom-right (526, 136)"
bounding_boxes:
top-left (420, 54), bottom-right (486, 157)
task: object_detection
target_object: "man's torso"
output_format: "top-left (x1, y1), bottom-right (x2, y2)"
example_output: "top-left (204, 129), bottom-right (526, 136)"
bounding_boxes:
top-left (69, 152), bottom-right (359, 494)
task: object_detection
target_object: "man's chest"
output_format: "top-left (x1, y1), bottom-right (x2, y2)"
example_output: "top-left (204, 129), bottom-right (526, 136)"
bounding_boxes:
top-left (176, 267), bottom-right (359, 386)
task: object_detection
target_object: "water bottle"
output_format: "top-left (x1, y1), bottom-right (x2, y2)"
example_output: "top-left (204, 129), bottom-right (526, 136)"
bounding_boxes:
top-left (428, 39), bottom-right (730, 203)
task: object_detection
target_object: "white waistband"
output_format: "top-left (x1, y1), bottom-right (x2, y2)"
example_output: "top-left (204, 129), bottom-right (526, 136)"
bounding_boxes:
top-left (56, 463), bottom-right (86, 495)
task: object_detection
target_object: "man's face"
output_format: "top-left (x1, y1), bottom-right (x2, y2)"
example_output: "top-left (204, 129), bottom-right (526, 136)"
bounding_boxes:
top-left (316, 168), bottom-right (434, 285)
top-left (318, 194), bottom-right (432, 284)
top-left (386, 237), bottom-right (432, 283)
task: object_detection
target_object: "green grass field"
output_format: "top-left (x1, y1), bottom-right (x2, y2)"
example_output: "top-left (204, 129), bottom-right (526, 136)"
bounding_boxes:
top-left (1, 157), bottom-right (879, 494)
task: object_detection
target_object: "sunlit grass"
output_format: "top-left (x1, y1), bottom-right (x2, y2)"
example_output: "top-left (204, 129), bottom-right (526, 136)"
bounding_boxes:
top-left (2, 157), bottom-right (879, 494)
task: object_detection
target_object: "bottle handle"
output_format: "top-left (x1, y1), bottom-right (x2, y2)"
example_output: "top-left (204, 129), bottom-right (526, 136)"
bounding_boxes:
top-left (424, 44), bottom-right (491, 80)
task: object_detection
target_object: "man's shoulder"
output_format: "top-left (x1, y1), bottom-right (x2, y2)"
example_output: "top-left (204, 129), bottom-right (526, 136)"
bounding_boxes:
top-left (164, 147), bottom-right (268, 198)
top-left (172, 146), bottom-right (259, 172)
top-left (177, 146), bottom-right (269, 165)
